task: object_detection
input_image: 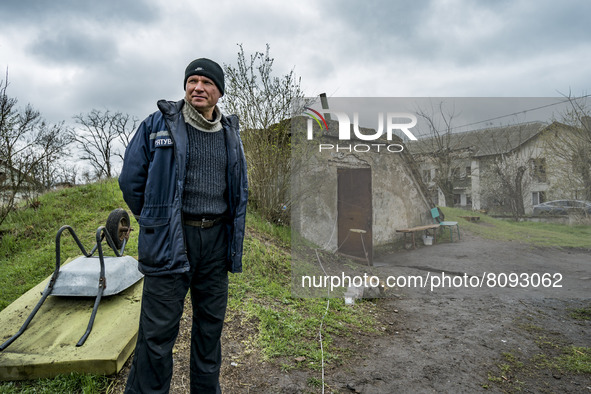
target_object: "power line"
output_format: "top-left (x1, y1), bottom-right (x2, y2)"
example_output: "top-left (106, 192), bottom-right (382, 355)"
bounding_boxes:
top-left (452, 94), bottom-right (591, 131)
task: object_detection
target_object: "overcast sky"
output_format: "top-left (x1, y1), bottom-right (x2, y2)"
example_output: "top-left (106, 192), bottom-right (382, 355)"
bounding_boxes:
top-left (1, 0), bottom-right (590, 127)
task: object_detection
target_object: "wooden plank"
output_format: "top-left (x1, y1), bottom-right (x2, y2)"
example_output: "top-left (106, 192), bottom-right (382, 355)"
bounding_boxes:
top-left (396, 224), bottom-right (439, 249)
top-left (0, 271), bottom-right (142, 381)
top-left (396, 224), bottom-right (440, 233)
top-left (460, 216), bottom-right (480, 222)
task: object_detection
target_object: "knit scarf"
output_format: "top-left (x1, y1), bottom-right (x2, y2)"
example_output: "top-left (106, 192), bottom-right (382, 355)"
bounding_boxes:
top-left (182, 98), bottom-right (223, 132)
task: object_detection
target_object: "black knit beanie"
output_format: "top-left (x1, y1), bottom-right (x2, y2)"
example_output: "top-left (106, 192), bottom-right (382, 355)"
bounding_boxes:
top-left (184, 58), bottom-right (225, 95)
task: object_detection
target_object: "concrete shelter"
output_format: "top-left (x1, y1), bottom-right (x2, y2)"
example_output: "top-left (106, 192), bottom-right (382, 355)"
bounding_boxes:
top-left (291, 116), bottom-right (434, 264)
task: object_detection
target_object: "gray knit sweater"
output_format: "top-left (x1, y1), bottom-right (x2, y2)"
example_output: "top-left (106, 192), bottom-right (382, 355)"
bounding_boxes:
top-left (181, 100), bottom-right (228, 217)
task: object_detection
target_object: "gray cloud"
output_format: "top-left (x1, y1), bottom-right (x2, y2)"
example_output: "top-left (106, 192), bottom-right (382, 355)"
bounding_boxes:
top-left (2, 0), bottom-right (160, 68)
top-left (323, 0), bottom-right (591, 67)
top-left (1, 0), bottom-right (590, 128)
top-left (0, 0), bottom-right (158, 26)
top-left (27, 28), bottom-right (118, 65)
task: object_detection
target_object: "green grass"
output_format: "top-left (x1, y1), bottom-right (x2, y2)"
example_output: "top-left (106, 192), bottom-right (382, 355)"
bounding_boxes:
top-left (0, 180), bottom-right (138, 311)
top-left (0, 373), bottom-right (111, 393)
top-left (440, 206), bottom-right (591, 248)
top-left (229, 212), bottom-right (378, 368)
top-left (0, 179), bottom-right (380, 391)
top-left (487, 352), bottom-right (525, 390)
top-left (245, 210), bottom-right (290, 247)
top-left (488, 311), bottom-right (591, 391)
top-left (555, 347), bottom-right (591, 374)
top-left (0, 180), bottom-right (135, 392)
top-left (530, 346), bottom-right (591, 374)
top-left (568, 307), bottom-right (591, 320)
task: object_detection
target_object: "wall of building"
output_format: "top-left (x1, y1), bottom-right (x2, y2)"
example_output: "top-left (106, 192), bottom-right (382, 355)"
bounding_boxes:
top-left (291, 121), bottom-right (434, 253)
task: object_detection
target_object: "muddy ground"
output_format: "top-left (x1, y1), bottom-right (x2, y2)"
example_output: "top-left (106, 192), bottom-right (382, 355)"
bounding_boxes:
top-left (111, 229), bottom-right (590, 393)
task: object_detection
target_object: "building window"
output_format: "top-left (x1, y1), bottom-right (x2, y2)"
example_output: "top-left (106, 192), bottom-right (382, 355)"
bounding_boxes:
top-left (466, 194), bottom-right (472, 206)
top-left (453, 194), bottom-right (461, 206)
top-left (530, 158), bottom-right (547, 182)
top-left (465, 166), bottom-right (471, 178)
top-left (423, 169), bottom-right (431, 183)
top-left (532, 191), bottom-right (546, 206)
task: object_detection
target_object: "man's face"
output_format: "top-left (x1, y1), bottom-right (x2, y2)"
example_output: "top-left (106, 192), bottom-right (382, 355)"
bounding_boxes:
top-left (184, 75), bottom-right (221, 118)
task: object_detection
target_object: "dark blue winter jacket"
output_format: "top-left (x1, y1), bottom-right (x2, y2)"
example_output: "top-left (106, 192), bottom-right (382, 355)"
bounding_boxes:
top-left (119, 99), bottom-right (248, 275)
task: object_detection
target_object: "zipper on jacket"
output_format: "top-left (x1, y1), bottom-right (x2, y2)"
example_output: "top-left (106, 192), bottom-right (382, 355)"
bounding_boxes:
top-left (163, 109), bottom-right (189, 256)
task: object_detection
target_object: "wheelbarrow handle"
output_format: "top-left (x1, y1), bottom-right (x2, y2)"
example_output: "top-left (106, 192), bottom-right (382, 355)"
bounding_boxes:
top-left (76, 226), bottom-right (109, 346)
top-left (1, 219), bottom-right (130, 350)
top-left (1, 225), bottom-right (85, 351)
top-left (0, 283), bottom-right (56, 351)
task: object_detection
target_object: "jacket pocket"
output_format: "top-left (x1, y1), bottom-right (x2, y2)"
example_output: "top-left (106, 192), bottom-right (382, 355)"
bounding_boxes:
top-left (138, 217), bottom-right (172, 269)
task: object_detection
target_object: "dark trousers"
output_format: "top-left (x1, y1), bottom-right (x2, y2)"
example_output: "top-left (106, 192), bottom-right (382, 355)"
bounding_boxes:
top-left (125, 222), bottom-right (229, 394)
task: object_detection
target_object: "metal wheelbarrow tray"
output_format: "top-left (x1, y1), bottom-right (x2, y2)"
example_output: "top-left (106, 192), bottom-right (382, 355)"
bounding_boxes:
top-left (0, 208), bottom-right (143, 351)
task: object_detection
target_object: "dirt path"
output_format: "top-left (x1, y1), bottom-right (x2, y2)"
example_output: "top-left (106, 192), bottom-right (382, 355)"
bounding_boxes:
top-left (327, 232), bottom-right (591, 393)
top-left (112, 230), bottom-right (590, 393)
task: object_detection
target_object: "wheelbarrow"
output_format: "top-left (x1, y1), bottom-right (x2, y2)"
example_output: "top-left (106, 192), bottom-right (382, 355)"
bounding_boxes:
top-left (0, 208), bottom-right (143, 351)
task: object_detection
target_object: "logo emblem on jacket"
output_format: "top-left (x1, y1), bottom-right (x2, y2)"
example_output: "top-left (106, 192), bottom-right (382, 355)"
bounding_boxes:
top-left (155, 138), bottom-right (173, 147)
top-left (151, 130), bottom-right (173, 147)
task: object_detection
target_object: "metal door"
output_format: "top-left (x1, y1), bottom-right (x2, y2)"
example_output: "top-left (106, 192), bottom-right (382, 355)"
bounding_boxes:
top-left (337, 168), bottom-right (372, 264)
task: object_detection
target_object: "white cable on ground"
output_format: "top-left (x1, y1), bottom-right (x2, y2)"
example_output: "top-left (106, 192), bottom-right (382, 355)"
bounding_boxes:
top-left (314, 248), bottom-right (331, 394)
top-left (322, 213), bottom-right (338, 252)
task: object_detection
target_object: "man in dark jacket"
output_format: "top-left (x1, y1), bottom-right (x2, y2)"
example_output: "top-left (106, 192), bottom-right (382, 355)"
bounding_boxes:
top-left (119, 58), bottom-right (248, 393)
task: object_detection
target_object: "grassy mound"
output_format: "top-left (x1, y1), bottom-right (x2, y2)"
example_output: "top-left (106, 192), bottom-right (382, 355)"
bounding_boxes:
top-left (0, 179), bottom-right (380, 392)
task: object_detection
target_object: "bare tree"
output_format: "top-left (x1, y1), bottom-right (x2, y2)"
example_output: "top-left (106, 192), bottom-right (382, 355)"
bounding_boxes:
top-left (483, 158), bottom-right (528, 218)
top-left (412, 101), bottom-right (467, 207)
top-left (223, 44), bottom-right (309, 223)
top-left (0, 71), bottom-right (73, 225)
top-left (479, 152), bottom-right (530, 219)
top-left (544, 94), bottom-right (591, 201)
top-left (409, 99), bottom-right (546, 219)
top-left (476, 123), bottom-right (544, 220)
top-left (71, 109), bottom-right (137, 180)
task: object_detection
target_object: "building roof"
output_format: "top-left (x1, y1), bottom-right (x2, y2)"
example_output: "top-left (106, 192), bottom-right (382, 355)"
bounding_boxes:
top-left (407, 121), bottom-right (548, 157)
